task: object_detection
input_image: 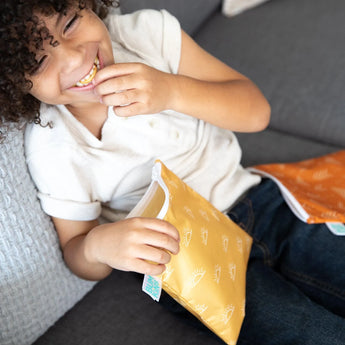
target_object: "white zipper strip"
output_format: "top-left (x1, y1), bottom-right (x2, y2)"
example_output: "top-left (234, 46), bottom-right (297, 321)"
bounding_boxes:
top-left (248, 168), bottom-right (310, 222)
top-left (151, 161), bottom-right (170, 220)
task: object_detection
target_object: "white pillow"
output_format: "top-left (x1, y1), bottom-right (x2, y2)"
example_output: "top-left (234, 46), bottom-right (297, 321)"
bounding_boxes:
top-left (222, 0), bottom-right (270, 17)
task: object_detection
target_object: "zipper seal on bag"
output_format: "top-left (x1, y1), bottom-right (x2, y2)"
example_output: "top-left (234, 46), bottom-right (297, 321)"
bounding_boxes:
top-left (151, 162), bottom-right (170, 221)
top-left (142, 162), bottom-right (170, 301)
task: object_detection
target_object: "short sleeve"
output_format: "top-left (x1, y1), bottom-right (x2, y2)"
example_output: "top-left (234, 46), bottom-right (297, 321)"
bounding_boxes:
top-left (25, 124), bottom-right (102, 221)
top-left (106, 9), bottom-right (182, 74)
top-left (37, 192), bottom-right (101, 221)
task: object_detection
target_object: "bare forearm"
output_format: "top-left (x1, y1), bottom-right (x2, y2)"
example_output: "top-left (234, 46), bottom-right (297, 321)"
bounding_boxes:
top-left (167, 74), bottom-right (271, 132)
top-left (56, 218), bottom-right (180, 280)
top-left (63, 233), bottom-right (112, 281)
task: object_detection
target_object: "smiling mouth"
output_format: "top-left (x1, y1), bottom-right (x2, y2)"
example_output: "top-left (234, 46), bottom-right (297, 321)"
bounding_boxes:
top-left (75, 56), bottom-right (100, 87)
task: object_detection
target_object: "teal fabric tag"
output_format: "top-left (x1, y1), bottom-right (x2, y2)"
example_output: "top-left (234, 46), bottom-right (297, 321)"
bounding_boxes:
top-left (142, 275), bottom-right (162, 301)
top-left (326, 222), bottom-right (345, 236)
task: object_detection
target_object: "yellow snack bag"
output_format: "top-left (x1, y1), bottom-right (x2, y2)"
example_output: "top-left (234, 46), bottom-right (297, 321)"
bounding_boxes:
top-left (128, 160), bottom-right (252, 345)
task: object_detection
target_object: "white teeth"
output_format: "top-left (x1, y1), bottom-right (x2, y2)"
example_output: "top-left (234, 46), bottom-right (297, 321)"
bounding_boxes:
top-left (75, 56), bottom-right (99, 87)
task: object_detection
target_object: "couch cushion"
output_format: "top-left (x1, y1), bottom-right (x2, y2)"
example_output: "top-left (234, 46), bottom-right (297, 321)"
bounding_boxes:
top-left (0, 126), bottom-right (95, 345)
top-left (34, 271), bottom-right (223, 345)
top-left (236, 129), bottom-right (342, 167)
top-left (195, 0), bottom-right (345, 147)
top-left (120, 0), bottom-right (222, 35)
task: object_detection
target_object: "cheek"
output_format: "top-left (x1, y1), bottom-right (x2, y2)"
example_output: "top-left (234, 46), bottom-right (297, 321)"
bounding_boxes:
top-left (28, 83), bottom-right (47, 102)
top-left (29, 85), bottom-right (58, 104)
top-left (29, 74), bottom-right (60, 103)
top-left (28, 84), bottom-right (43, 102)
top-left (88, 15), bottom-right (114, 64)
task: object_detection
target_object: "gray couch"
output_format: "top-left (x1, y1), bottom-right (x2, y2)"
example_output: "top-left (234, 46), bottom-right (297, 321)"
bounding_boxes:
top-left (1, 0), bottom-right (344, 344)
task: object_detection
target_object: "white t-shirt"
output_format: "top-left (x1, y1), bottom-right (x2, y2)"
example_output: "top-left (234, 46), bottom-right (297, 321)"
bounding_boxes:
top-left (25, 9), bottom-right (261, 221)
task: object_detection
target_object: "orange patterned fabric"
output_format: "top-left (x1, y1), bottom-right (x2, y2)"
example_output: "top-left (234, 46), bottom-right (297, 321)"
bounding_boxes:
top-left (252, 151), bottom-right (345, 224)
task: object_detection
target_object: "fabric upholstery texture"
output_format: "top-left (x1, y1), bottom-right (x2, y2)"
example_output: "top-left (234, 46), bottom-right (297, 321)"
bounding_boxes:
top-left (195, 0), bottom-right (345, 147)
top-left (0, 126), bottom-right (95, 345)
top-left (120, 0), bottom-right (222, 34)
top-left (236, 129), bottom-right (341, 167)
top-left (34, 270), bottom-right (223, 345)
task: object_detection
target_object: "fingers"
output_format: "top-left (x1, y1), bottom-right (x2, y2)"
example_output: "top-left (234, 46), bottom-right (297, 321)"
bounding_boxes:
top-left (93, 63), bottom-right (143, 97)
top-left (92, 62), bottom-right (168, 116)
top-left (112, 103), bottom-right (143, 117)
top-left (102, 89), bottom-right (139, 107)
top-left (139, 245), bottom-right (172, 265)
top-left (95, 217), bottom-right (180, 276)
top-left (140, 228), bottom-right (180, 256)
top-left (93, 63), bottom-right (139, 85)
top-left (140, 217), bottom-right (180, 244)
top-left (95, 75), bottom-right (139, 99)
top-left (128, 259), bottom-right (167, 276)
top-left (128, 217), bottom-right (180, 253)
top-left (124, 218), bottom-right (180, 275)
top-left (94, 67), bottom-right (145, 110)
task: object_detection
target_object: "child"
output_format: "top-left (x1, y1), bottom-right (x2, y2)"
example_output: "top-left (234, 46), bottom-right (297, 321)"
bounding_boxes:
top-left (2, 0), bottom-right (345, 343)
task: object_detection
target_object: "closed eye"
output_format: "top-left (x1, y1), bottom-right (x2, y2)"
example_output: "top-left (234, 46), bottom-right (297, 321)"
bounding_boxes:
top-left (38, 55), bottom-right (47, 65)
top-left (31, 55), bottom-right (47, 75)
top-left (63, 13), bottom-right (80, 33)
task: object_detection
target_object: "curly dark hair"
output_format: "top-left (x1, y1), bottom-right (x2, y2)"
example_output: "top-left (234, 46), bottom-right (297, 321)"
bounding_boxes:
top-left (0, 0), bottom-right (119, 139)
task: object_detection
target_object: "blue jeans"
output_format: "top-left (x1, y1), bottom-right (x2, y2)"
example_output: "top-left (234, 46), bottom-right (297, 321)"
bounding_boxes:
top-left (160, 179), bottom-right (345, 344)
top-left (229, 179), bottom-right (345, 345)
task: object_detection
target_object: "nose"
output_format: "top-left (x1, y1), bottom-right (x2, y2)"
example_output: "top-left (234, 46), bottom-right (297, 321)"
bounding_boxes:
top-left (56, 42), bottom-right (85, 75)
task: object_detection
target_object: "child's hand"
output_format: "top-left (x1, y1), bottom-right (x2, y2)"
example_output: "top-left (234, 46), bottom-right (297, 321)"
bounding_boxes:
top-left (93, 63), bottom-right (173, 117)
top-left (86, 217), bottom-right (180, 276)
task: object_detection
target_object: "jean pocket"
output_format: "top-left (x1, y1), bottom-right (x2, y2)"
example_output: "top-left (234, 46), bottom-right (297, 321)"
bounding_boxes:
top-left (228, 197), bottom-right (255, 235)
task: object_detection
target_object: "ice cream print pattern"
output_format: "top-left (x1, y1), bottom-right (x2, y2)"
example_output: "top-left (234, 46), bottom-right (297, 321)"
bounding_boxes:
top-left (153, 161), bottom-right (252, 345)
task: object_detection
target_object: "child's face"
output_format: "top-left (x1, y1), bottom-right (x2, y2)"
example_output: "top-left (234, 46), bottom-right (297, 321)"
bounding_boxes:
top-left (28, 7), bottom-right (114, 108)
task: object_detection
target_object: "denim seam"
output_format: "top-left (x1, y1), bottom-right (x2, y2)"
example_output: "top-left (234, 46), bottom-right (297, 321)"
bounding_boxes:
top-left (244, 199), bottom-right (274, 267)
top-left (252, 238), bottom-right (274, 267)
top-left (230, 198), bottom-right (274, 268)
top-left (281, 265), bottom-right (345, 301)
top-left (241, 198), bottom-right (255, 236)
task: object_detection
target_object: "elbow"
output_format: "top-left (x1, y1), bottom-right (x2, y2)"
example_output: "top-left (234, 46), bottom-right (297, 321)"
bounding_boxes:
top-left (247, 91), bottom-right (271, 132)
top-left (256, 99), bottom-right (271, 132)
top-left (242, 80), bottom-right (271, 132)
